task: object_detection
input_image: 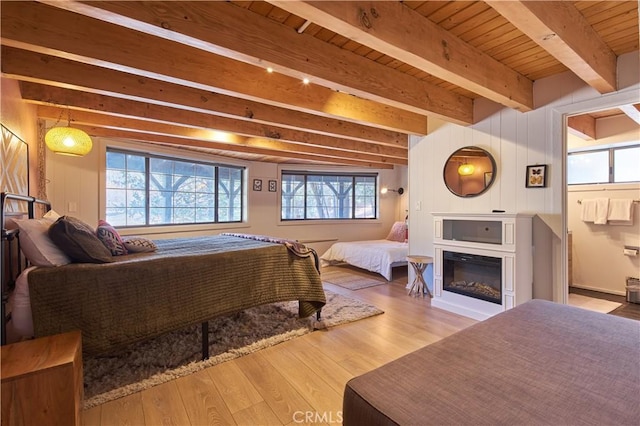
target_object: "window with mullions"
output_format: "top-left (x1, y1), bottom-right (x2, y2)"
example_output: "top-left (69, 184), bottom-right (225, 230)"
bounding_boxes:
top-left (281, 172), bottom-right (377, 220)
top-left (105, 149), bottom-right (243, 226)
top-left (568, 145), bottom-right (640, 185)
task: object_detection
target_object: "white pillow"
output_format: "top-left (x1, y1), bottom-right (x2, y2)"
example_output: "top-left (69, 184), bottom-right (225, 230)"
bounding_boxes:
top-left (12, 217), bottom-right (71, 267)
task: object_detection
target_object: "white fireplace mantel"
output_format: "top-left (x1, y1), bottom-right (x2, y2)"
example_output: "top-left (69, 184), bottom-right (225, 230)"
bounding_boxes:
top-left (432, 213), bottom-right (533, 321)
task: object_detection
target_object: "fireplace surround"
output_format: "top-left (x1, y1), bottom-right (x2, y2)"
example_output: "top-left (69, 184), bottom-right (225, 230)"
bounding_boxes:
top-left (432, 213), bottom-right (533, 320)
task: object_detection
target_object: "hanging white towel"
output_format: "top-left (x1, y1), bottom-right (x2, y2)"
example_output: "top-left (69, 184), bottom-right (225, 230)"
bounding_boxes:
top-left (607, 199), bottom-right (633, 222)
top-left (580, 199), bottom-right (596, 222)
top-left (594, 198), bottom-right (609, 224)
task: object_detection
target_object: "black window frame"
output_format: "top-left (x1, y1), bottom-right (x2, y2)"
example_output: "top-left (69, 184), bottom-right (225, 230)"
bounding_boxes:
top-left (280, 170), bottom-right (378, 221)
top-left (105, 148), bottom-right (244, 227)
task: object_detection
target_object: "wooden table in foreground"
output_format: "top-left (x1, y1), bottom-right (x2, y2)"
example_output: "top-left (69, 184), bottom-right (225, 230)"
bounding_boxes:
top-left (1, 330), bottom-right (83, 426)
top-left (407, 255), bottom-right (433, 298)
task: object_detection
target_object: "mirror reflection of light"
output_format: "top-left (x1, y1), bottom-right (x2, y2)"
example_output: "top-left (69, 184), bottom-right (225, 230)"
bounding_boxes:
top-left (458, 163), bottom-right (475, 176)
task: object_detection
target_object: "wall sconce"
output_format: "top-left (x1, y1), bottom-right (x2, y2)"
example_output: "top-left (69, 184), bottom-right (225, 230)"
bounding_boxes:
top-left (45, 108), bottom-right (93, 156)
top-left (381, 187), bottom-right (404, 195)
top-left (458, 163), bottom-right (475, 176)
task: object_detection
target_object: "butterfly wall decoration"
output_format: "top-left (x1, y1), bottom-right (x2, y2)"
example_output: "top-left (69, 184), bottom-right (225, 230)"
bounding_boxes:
top-left (526, 165), bottom-right (547, 188)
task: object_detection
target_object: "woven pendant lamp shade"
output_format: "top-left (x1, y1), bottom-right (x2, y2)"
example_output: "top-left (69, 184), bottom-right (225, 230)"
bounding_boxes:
top-left (45, 126), bottom-right (93, 156)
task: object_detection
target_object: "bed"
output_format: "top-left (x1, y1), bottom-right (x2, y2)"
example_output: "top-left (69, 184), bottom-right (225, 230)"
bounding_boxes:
top-left (342, 299), bottom-right (640, 425)
top-left (1, 193), bottom-right (326, 355)
top-left (320, 221), bottom-right (409, 281)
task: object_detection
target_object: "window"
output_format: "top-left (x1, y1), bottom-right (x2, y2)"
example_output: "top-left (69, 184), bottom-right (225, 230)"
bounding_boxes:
top-left (281, 171), bottom-right (377, 220)
top-left (568, 144), bottom-right (640, 185)
top-left (105, 149), bottom-right (243, 226)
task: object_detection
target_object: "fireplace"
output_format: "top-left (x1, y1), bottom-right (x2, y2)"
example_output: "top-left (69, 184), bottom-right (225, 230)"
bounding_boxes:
top-left (443, 251), bottom-right (502, 304)
top-left (432, 213), bottom-right (533, 320)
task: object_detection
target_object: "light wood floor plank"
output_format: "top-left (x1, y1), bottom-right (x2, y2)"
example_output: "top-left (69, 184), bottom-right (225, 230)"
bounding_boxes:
top-left (92, 392), bottom-right (145, 425)
top-left (85, 266), bottom-right (476, 425)
top-left (206, 360), bottom-right (263, 414)
top-left (141, 381), bottom-right (191, 425)
top-left (261, 344), bottom-right (344, 416)
top-left (234, 351), bottom-right (316, 424)
top-left (81, 405), bottom-right (102, 426)
top-left (175, 369), bottom-right (236, 425)
top-left (286, 342), bottom-right (354, 395)
top-left (232, 401), bottom-right (281, 426)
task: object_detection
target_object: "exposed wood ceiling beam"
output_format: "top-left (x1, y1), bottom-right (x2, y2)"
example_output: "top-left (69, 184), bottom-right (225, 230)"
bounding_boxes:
top-left (42, 0), bottom-right (474, 125)
top-left (2, 47), bottom-right (407, 148)
top-left (66, 124), bottom-right (395, 169)
top-left (567, 114), bottom-right (596, 140)
top-left (22, 83), bottom-right (407, 162)
top-left (486, 0), bottom-right (617, 93)
top-left (268, 0), bottom-right (534, 112)
top-left (1, 1), bottom-right (426, 135)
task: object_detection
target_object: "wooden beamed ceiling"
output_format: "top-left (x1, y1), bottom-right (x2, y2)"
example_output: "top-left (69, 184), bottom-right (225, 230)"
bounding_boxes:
top-left (1, 1), bottom-right (638, 167)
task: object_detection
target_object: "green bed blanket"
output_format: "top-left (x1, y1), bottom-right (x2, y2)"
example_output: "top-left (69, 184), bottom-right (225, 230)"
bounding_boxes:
top-left (28, 235), bottom-right (326, 354)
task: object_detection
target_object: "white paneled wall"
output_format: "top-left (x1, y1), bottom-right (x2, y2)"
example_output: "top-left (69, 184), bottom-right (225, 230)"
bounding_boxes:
top-left (409, 52), bottom-right (640, 301)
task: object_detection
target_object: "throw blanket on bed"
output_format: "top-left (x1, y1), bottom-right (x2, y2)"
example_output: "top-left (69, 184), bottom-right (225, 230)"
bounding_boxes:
top-left (220, 232), bottom-right (319, 269)
top-left (27, 235), bottom-right (325, 354)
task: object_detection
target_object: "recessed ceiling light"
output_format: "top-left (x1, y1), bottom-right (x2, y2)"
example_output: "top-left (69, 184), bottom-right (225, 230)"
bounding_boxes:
top-left (302, 78), bottom-right (310, 85)
top-left (266, 67), bottom-right (273, 73)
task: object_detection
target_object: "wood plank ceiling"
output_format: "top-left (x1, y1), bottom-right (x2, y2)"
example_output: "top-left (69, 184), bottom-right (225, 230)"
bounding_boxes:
top-left (1, 1), bottom-right (638, 168)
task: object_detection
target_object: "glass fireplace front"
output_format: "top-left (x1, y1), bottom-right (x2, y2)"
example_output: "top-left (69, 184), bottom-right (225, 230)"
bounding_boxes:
top-left (443, 251), bottom-right (502, 304)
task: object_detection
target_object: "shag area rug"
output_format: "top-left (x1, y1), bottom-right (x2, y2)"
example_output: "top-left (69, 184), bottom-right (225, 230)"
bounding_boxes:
top-left (321, 267), bottom-right (387, 290)
top-left (83, 290), bottom-right (383, 409)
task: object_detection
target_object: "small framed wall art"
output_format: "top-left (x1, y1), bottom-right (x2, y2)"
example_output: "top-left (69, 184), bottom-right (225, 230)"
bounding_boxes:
top-left (253, 179), bottom-right (262, 191)
top-left (526, 165), bottom-right (547, 188)
top-left (268, 180), bottom-right (277, 192)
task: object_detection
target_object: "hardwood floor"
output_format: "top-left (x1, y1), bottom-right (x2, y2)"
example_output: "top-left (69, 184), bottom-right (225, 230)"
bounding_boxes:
top-left (83, 270), bottom-right (639, 425)
top-left (569, 286), bottom-right (640, 321)
top-left (82, 268), bottom-right (477, 425)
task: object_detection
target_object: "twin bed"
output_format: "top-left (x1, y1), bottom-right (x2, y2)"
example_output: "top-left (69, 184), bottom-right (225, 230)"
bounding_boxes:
top-left (1, 193), bottom-right (325, 355)
top-left (320, 221), bottom-right (409, 281)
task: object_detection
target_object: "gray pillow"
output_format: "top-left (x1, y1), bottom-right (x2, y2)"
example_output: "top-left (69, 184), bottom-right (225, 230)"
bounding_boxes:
top-left (48, 216), bottom-right (113, 263)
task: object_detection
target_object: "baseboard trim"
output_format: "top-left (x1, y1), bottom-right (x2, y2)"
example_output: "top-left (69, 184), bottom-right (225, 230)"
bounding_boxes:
top-left (569, 283), bottom-right (626, 297)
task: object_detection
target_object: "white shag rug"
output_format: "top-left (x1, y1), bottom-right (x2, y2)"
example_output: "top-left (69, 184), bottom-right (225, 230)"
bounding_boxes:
top-left (83, 290), bottom-right (382, 409)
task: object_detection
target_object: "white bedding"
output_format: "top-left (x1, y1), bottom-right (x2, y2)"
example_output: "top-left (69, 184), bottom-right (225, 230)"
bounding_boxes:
top-left (7, 266), bottom-right (36, 340)
top-left (320, 239), bottom-right (408, 281)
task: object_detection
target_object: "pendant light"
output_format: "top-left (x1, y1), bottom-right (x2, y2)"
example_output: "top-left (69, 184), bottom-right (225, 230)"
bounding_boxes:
top-left (45, 108), bottom-right (93, 156)
top-left (458, 162), bottom-right (475, 176)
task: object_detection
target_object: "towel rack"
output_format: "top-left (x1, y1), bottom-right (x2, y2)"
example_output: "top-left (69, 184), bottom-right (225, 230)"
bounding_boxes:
top-left (577, 199), bottom-right (639, 204)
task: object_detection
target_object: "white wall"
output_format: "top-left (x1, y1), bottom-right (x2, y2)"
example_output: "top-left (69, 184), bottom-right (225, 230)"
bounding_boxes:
top-left (1, 78), bottom-right (38, 195)
top-left (408, 51), bottom-right (640, 300)
top-left (567, 184), bottom-right (640, 295)
top-left (45, 137), bottom-right (407, 256)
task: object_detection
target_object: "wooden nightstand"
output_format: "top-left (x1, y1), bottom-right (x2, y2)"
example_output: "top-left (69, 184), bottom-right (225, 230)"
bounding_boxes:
top-left (1, 331), bottom-right (83, 426)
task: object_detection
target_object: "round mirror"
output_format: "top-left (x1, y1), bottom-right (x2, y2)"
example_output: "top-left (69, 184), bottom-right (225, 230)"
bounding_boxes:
top-left (443, 146), bottom-right (496, 197)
